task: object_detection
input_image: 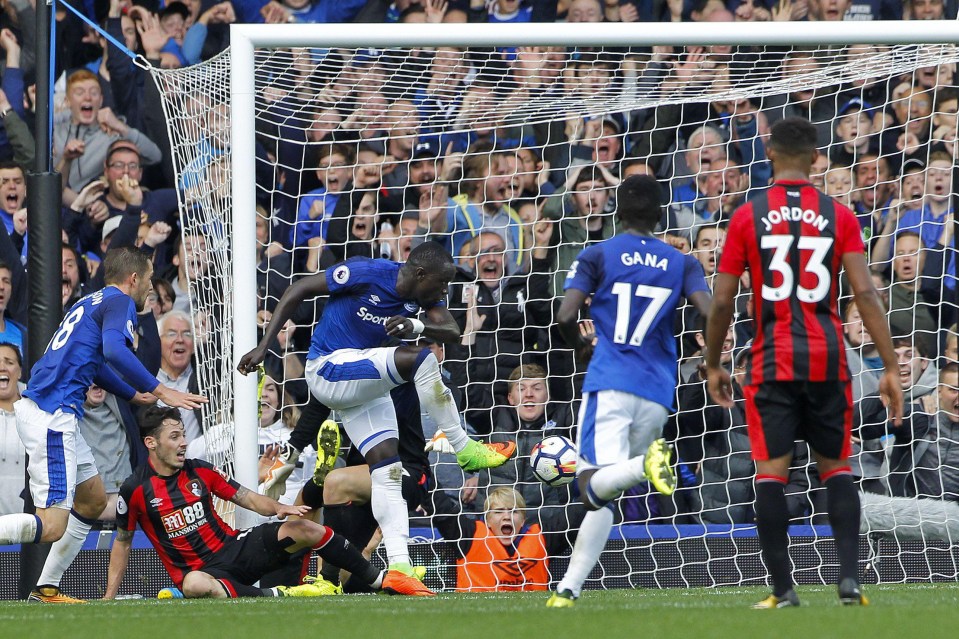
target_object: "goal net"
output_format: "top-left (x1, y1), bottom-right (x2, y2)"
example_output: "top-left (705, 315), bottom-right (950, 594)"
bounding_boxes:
top-left (148, 22), bottom-right (959, 589)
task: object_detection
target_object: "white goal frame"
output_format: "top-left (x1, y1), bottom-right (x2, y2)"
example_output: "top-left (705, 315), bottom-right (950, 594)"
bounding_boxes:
top-left (229, 20), bottom-right (959, 528)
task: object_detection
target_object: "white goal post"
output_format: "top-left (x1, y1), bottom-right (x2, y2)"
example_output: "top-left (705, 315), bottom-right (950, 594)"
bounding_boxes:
top-left (229, 19), bottom-right (959, 514)
top-left (148, 19), bottom-right (959, 585)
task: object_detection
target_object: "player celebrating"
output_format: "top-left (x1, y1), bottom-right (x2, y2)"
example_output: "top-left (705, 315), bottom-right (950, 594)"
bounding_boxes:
top-left (0, 248), bottom-right (206, 603)
top-left (105, 406), bottom-right (392, 598)
top-left (547, 174), bottom-right (712, 608)
top-left (238, 241), bottom-right (515, 595)
top-left (705, 116), bottom-right (903, 608)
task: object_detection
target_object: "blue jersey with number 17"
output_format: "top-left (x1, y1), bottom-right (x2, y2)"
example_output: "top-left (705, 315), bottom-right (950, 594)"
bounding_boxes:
top-left (564, 233), bottom-right (708, 410)
top-left (24, 287), bottom-right (140, 418)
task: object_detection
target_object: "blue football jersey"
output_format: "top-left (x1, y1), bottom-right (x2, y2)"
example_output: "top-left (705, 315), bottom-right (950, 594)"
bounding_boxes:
top-left (564, 234), bottom-right (708, 410)
top-left (308, 258), bottom-right (441, 359)
top-left (25, 287), bottom-right (141, 417)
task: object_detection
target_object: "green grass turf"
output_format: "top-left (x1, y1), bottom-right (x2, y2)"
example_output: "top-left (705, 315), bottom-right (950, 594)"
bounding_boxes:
top-left (1, 584), bottom-right (957, 639)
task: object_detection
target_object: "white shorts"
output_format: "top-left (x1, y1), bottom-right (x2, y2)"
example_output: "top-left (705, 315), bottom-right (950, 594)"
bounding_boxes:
top-left (305, 348), bottom-right (404, 457)
top-left (576, 390), bottom-right (669, 471)
top-left (15, 397), bottom-right (98, 510)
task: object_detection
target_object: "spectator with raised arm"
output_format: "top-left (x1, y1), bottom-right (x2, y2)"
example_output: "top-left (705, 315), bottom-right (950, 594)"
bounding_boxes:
top-left (53, 69), bottom-right (162, 192)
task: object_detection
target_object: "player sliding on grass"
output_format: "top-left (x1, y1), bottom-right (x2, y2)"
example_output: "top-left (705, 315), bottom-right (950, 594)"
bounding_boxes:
top-left (706, 116), bottom-right (903, 608)
top-left (547, 175), bottom-right (712, 608)
top-left (105, 406), bottom-right (399, 599)
top-left (239, 241), bottom-right (515, 596)
top-left (0, 248), bottom-right (207, 603)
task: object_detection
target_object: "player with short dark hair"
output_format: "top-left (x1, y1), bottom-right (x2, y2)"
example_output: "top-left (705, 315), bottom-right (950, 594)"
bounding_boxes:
top-left (546, 174), bottom-right (712, 607)
top-left (104, 406), bottom-right (393, 599)
top-left (705, 116), bottom-right (903, 608)
top-left (0, 247), bottom-right (207, 603)
top-left (238, 241), bottom-right (516, 596)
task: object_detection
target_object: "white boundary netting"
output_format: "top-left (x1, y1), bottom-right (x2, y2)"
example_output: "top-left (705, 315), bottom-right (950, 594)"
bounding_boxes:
top-left (148, 25), bottom-right (959, 588)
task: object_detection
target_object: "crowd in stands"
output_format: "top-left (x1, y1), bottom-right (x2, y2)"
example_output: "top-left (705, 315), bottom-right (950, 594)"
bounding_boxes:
top-left (0, 0), bottom-right (957, 592)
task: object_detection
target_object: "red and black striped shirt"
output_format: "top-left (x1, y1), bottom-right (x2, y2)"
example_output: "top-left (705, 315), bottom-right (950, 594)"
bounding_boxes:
top-left (117, 459), bottom-right (241, 586)
top-left (718, 180), bottom-right (865, 385)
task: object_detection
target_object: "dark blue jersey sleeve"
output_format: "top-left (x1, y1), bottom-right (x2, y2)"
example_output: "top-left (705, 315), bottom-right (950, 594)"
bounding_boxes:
top-left (563, 245), bottom-right (600, 294)
top-left (325, 260), bottom-right (373, 297)
top-left (94, 364), bottom-right (137, 402)
top-left (681, 253), bottom-right (710, 298)
top-left (100, 295), bottom-right (159, 393)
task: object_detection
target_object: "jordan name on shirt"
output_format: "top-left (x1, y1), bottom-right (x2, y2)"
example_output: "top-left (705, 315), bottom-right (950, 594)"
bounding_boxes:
top-left (760, 202), bottom-right (830, 233)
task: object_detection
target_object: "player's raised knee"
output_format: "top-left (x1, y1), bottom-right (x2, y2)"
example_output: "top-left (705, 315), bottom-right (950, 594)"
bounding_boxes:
top-left (181, 571), bottom-right (222, 598)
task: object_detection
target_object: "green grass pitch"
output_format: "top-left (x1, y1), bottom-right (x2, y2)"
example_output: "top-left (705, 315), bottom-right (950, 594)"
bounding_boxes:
top-left (2, 584), bottom-right (958, 639)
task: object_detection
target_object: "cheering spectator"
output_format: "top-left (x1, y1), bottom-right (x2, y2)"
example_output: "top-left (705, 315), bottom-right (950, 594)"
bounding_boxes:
top-left (53, 69), bottom-right (162, 192)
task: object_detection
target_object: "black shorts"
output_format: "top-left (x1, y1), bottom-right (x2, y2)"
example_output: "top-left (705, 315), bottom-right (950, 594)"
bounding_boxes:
top-left (200, 523), bottom-right (296, 585)
top-left (744, 380), bottom-right (853, 461)
top-left (301, 463), bottom-right (431, 510)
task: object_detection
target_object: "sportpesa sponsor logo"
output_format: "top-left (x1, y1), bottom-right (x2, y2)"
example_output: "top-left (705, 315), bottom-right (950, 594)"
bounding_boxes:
top-left (356, 307), bottom-right (389, 326)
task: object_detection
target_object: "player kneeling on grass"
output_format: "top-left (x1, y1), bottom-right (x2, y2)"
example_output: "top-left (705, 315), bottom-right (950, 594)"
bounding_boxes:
top-left (104, 406), bottom-right (424, 599)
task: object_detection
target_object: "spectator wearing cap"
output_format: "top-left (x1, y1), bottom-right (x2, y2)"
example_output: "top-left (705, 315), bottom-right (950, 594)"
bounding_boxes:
top-left (830, 98), bottom-right (878, 166)
top-left (53, 69), bottom-right (163, 192)
top-left (384, 138), bottom-right (437, 213)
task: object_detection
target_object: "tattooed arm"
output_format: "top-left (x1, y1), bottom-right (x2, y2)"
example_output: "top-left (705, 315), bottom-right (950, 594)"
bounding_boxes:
top-left (229, 485), bottom-right (311, 519)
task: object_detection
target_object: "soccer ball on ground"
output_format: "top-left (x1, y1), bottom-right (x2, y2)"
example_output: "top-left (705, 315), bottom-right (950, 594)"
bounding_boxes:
top-left (530, 435), bottom-right (577, 486)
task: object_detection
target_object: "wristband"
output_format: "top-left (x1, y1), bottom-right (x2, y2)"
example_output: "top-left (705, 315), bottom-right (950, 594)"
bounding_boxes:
top-left (408, 318), bottom-right (425, 336)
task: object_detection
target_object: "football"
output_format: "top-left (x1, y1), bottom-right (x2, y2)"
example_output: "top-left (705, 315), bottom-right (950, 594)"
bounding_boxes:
top-left (530, 435), bottom-right (577, 486)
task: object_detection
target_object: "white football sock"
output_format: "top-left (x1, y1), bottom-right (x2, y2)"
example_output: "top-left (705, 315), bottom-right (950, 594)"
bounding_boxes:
top-left (37, 512), bottom-right (92, 587)
top-left (0, 513), bottom-right (40, 545)
top-left (370, 462), bottom-right (410, 566)
top-left (557, 506), bottom-right (614, 599)
top-left (588, 457), bottom-right (647, 504)
top-left (412, 352), bottom-right (469, 452)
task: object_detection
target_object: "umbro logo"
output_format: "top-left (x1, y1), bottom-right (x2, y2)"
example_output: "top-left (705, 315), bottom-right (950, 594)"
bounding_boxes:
top-left (370, 294), bottom-right (381, 305)
top-left (404, 302), bottom-right (418, 313)
top-left (150, 498), bottom-right (164, 508)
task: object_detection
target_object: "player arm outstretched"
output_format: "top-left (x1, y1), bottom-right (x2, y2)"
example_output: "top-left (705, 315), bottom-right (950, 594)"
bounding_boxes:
top-left (101, 328), bottom-right (207, 410)
top-left (386, 304), bottom-right (460, 344)
top-left (238, 273), bottom-right (329, 374)
top-left (104, 527), bottom-right (134, 600)
top-left (229, 485), bottom-right (312, 519)
top-left (842, 251), bottom-right (904, 425)
top-left (704, 272), bottom-right (740, 407)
